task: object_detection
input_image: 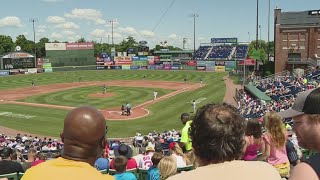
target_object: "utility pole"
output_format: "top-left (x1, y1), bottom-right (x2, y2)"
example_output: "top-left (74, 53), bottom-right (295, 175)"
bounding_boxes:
top-left (29, 18), bottom-right (37, 66)
top-left (267, 0), bottom-right (271, 61)
top-left (191, 14), bottom-right (199, 59)
top-left (109, 19), bottom-right (116, 46)
top-left (256, 0), bottom-right (259, 50)
top-left (259, 25), bottom-right (262, 48)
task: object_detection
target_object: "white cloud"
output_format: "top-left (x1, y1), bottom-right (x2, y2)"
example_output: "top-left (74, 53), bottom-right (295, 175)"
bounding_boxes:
top-left (50, 32), bottom-right (63, 40)
top-left (140, 30), bottom-right (155, 37)
top-left (67, 35), bottom-right (81, 42)
top-left (47, 16), bottom-right (66, 24)
top-left (37, 25), bottom-right (47, 33)
top-left (119, 27), bottom-right (137, 35)
top-left (63, 30), bottom-right (76, 36)
top-left (105, 20), bottom-right (119, 27)
top-left (55, 22), bottom-right (79, 29)
top-left (0, 16), bottom-right (22, 27)
top-left (95, 19), bottom-right (106, 25)
top-left (22, 32), bottom-right (28, 36)
top-left (90, 29), bottom-right (106, 38)
top-left (106, 32), bottom-right (122, 39)
top-left (65, 8), bottom-right (103, 21)
top-left (168, 33), bottom-right (177, 39)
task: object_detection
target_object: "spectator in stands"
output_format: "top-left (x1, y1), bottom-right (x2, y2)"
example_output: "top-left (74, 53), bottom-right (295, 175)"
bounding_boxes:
top-left (95, 157), bottom-right (110, 171)
top-left (110, 144), bottom-right (137, 170)
top-left (168, 142), bottom-right (190, 167)
top-left (113, 156), bottom-right (136, 180)
top-left (31, 153), bottom-right (46, 167)
top-left (277, 88), bottom-right (320, 179)
top-left (168, 103), bottom-right (281, 180)
top-left (148, 152), bottom-right (164, 180)
top-left (243, 119), bottom-right (264, 161)
top-left (260, 112), bottom-right (290, 178)
top-left (139, 146), bottom-right (155, 169)
top-left (21, 106), bottom-right (113, 180)
top-left (179, 113), bottom-right (192, 153)
top-left (158, 156), bottom-right (177, 180)
top-left (0, 147), bottom-right (24, 175)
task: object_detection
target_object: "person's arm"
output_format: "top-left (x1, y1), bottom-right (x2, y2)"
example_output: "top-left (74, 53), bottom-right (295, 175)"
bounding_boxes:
top-left (257, 137), bottom-right (270, 161)
top-left (289, 162), bottom-right (318, 180)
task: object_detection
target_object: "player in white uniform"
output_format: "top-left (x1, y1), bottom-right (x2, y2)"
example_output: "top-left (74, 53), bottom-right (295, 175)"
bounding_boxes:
top-left (153, 91), bottom-right (158, 100)
top-left (192, 100), bottom-right (196, 113)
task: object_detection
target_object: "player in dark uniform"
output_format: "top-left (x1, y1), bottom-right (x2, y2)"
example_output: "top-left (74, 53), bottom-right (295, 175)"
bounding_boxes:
top-left (184, 77), bottom-right (187, 83)
top-left (103, 84), bottom-right (107, 94)
top-left (31, 80), bottom-right (35, 87)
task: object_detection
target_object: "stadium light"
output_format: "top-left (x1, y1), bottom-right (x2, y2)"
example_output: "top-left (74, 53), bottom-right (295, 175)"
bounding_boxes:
top-left (190, 14), bottom-right (199, 59)
top-left (267, 0), bottom-right (271, 61)
top-left (109, 19), bottom-right (117, 46)
top-left (256, 0), bottom-right (259, 50)
top-left (29, 18), bottom-right (37, 64)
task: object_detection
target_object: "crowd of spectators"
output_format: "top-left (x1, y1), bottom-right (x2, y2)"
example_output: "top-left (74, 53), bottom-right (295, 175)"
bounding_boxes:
top-left (195, 45), bottom-right (249, 60)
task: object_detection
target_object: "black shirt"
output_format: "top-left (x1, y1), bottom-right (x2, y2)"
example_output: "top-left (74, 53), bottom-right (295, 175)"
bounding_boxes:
top-left (302, 153), bottom-right (320, 177)
top-left (0, 160), bottom-right (24, 175)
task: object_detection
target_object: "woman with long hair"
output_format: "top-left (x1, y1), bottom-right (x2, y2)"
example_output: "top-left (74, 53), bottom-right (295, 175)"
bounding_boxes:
top-left (169, 142), bottom-right (191, 167)
top-left (260, 112), bottom-right (290, 178)
top-left (158, 156), bottom-right (177, 180)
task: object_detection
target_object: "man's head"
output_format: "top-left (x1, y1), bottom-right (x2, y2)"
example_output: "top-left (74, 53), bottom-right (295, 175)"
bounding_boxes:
top-left (151, 152), bottom-right (164, 166)
top-left (60, 106), bottom-right (107, 166)
top-left (191, 103), bottom-right (246, 166)
top-left (278, 88), bottom-right (320, 151)
top-left (180, 113), bottom-right (190, 125)
top-left (113, 155), bottom-right (127, 173)
top-left (0, 147), bottom-right (13, 160)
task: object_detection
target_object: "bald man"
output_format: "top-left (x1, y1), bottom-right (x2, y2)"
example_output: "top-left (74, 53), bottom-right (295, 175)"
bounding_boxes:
top-left (22, 106), bottom-right (113, 180)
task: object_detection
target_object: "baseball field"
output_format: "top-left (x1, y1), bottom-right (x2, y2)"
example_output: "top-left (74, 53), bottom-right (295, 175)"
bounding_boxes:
top-left (0, 70), bottom-right (227, 138)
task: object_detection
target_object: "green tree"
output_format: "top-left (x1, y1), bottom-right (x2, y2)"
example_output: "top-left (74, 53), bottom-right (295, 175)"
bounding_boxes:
top-left (36, 37), bottom-right (50, 58)
top-left (77, 37), bottom-right (86, 43)
top-left (15, 35), bottom-right (34, 54)
top-left (0, 35), bottom-right (14, 55)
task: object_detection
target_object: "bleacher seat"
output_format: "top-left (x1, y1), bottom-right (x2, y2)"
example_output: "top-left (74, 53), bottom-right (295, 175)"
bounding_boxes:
top-left (138, 168), bottom-right (148, 180)
top-left (99, 169), bottom-right (108, 174)
top-left (177, 165), bottom-right (194, 172)
top-left (0, 172), bottom-right (18, 180)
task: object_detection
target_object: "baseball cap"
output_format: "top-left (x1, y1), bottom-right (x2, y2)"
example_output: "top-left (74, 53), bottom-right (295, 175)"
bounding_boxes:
top-left (278, 88), bottom-right (320, 118)
top-left (94, 158), bottom-right (109, 170)
top-left (114, 144), bottom-right (133, 159)
top-left (146, 146), bottom-right (155, 152)
top-left (168, 142), bottom-right (176, 150)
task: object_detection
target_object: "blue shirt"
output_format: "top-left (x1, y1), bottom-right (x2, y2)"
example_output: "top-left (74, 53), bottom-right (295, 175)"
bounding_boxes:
top-left (114, 172), bottom-right (137, 180)
top-left (148, 166), bottom-right (160, 180)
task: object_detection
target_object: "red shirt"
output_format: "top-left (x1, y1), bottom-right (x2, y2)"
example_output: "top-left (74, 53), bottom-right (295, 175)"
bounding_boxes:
top-left (31, 160), bottom-right (45, 167)
top-left (110, 158), bottom-right (137, 169)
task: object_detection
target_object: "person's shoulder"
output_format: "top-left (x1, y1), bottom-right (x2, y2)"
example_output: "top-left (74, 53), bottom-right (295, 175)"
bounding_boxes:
top-left (289, 162), bottom-right (318, 180)
top-left (242, 161), bottom-right (281, 178)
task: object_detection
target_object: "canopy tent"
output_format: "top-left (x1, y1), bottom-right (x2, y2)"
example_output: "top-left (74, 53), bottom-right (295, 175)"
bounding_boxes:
top-left (238, 58), bottom-right (256, 66)
top-left (244, 84), bottom-right (271, 102)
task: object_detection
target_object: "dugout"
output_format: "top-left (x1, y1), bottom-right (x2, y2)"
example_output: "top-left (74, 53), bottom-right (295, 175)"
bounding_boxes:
top-left (0, 51), bottom-right (35, 70)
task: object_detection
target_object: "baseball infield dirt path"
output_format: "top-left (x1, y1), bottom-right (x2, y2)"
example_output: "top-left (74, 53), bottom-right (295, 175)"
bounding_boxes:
top-left (223, 76), bottom-right (242, 107)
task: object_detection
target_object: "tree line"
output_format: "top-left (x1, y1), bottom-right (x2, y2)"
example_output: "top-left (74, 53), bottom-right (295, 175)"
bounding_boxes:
top-left (0, 34), bottom-right (273, 62)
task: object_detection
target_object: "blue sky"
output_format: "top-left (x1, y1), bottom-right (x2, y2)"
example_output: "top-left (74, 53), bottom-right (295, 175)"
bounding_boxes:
top-left (0, 0), bottom-right (319, 48)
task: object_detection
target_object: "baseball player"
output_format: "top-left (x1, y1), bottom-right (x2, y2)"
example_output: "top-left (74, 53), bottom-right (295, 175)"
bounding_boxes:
top-left (184, 77), bottom-right (187, 83)
top-left (31, 80), bottom-right (35, 87)
top-left (103, 84), bottom-right (107, 94)
top-left (192, 100), bottom-right (196, 113)
top-left (153, 91), bottom-right (158, 100)
top-left (200, 78), bottom-right (203, 86)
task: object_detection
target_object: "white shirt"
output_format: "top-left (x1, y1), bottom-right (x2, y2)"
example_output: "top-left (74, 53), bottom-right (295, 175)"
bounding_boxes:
top-left (172, 154), bottom-right (187, 168)
top-left (139, 153), bottom-right (154, 169)
top-left (153, 91), bottom-right (158, 97)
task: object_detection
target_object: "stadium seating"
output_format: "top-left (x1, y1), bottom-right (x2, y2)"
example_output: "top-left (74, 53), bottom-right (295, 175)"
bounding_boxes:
top-left (195, 45), bottom-right (248, 60)
top-left (0, 172), bottom-right (19, 180)
top-left (138, 169), bottom-right (148, 180)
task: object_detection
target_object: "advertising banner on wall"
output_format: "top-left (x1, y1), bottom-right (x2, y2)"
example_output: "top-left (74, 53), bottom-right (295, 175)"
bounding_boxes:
top-left (197, 61), bottom-right (206, 66)
top-left (27, 68), bottom-right (37, 74)
top-left (122, 65), bottom-right (131, 70)
top-left (163, 64), bottom-right (172, 70)
top-left (186, 60), bottom-right (197, 66)
top-left (96, 66), bottom-right (105, 70)
top-left (45, 43), bottom-right (66, 51)
top-left (215, 61), bottom-right (225, 66)
top-left (130, 66), bottom-right (140, 70)
top-left (114, 56), bottom-right (132, 65)
top-left (148, 65), bottom-right (156, 70)
top-left (139, 56), bottom-right (148, 61)
top-left (211, 38), bottom-right (238, 44)
top-left (224, 61), bottom-right (236, 71)
top-left (171, 65), bottom-right (181, 70)
top-left (132, 61), bottom-right (148, 66)
top-left (197, 66), bottom-right (206, 71)
top-left (215, 66), bottom-right (226, 72)
top-left (0, 70), bottom-right (9, 76)
top-left (66, 43), bottom-right (94, 50)
top-left (154, 56), bottom-right (160, 61)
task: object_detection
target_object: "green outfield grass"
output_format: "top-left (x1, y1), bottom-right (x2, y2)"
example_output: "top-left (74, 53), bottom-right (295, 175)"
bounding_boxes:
top-left (0, 70), bottom-right (227, 137)
top-left (19, 86), bottom-right (173, 109)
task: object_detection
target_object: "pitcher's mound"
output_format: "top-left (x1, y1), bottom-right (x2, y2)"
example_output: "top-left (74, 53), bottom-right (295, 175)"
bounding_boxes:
top-left (89, 93), bottom-right (114, 98)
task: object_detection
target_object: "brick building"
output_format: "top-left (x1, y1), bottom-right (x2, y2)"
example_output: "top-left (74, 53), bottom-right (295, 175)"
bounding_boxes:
top-left (274, 9), bottom-right (320, 73)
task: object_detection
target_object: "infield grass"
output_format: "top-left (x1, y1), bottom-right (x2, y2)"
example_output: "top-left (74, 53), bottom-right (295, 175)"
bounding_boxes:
top-left (0, 70), bottom-right (227, 137)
